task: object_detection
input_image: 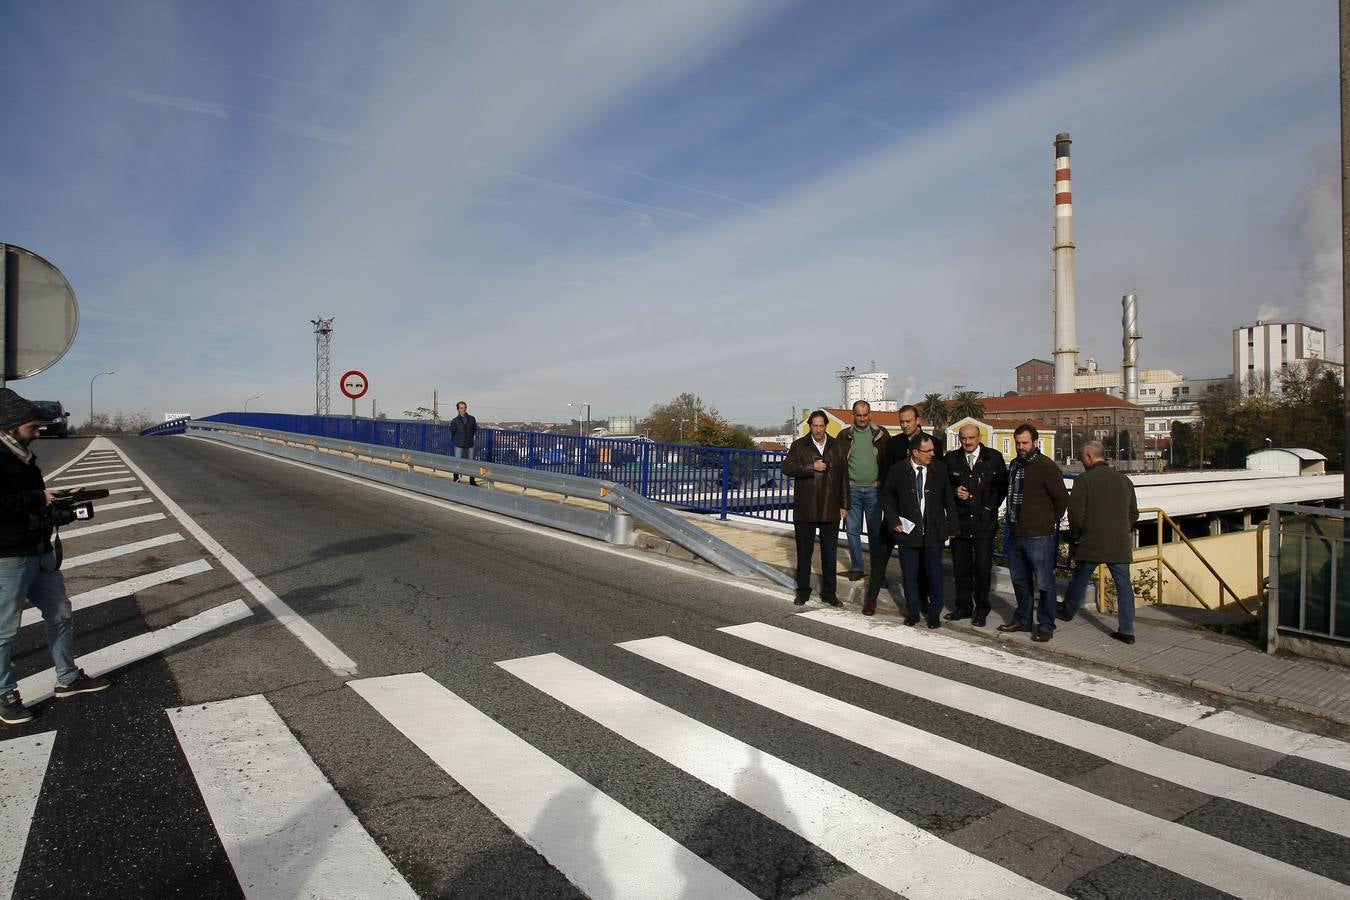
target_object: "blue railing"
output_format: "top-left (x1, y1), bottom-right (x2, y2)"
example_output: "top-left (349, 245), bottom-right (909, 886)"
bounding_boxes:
top-left (155, 413), bottom-right (793, 522)
top-left (139, 416), bottom-right (191, 436)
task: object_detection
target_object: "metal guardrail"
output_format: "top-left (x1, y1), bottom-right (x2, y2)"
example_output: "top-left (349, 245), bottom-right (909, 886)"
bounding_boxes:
top-left (1266, 503), bottom-right (1350, 653)
top-left (182, 421), bottom-right (795, 589)
top-left (140, 416), bottom-right (191, 436)
top-left (1130, 506), bottom-right (1255, 617)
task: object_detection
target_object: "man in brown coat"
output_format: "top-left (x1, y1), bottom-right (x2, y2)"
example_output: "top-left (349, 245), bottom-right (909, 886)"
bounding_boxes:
top-left (1059, 440), bottom-right (1140, 643)
top-left (997, 424), bottom-right (1069, 642)
top-left (783, 410), bottom-right (849, 606)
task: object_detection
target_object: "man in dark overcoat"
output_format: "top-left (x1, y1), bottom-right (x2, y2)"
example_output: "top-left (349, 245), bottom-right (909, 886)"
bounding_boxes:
top-left (783, 410), bottom-right (849, 606)
top-left (943, 423), bottom-right (1008, 627)
top-left (1059, 440), bottom-right (1140, 643)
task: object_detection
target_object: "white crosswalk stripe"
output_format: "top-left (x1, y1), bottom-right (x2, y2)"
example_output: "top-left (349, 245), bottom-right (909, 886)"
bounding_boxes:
top-left (499, 651), bottom-right (1061, 900)
top-left (46, 476), bottom-right (136, 490)
top-left (21, 559), bottom-right (212, 627)
top-left (58, 512), bottom-right (167, 539)
top-left (0, 734), bottom-right (54, 898)
top-left (60, 533), bottom-right (185, 569)
top-left (351, 673), bottom-right (756, 900)
top-left (168, 696), bottom-right (417, 900)
top-left (95, 498), bottom-right (154, 512)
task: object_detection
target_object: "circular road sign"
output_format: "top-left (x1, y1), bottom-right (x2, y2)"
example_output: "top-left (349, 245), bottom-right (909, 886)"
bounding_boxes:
top-left (0, 244), bottom-right (79, 380)
top-left (340, 370), bottom-right (368, 400)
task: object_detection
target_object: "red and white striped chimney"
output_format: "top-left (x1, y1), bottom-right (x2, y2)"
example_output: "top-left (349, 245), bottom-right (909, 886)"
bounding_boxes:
top-left (1052, 132), bottom-right (1079, 394)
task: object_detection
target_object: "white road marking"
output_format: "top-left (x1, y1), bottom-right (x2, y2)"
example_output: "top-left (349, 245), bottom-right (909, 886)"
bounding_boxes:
top-left (498, 652), bottom-right (1058, 900)
top-left (46, 476), bottom-right (136, 490)
top-left (620, 636), bottom-right (1344, 900)
top-left (168, 695), bottom-right (417, 900)
top-left (52, 467), bottom-right (129, 479)
top-left (58, 513), bottom-right (167, 539)
top-left (97, 498), bottom-right (153, 511)
top-left (802, 609), bottom-right (1350, 773)
top-left (104, 438), bottom-right (358, 677)
top-left (18, 599), bottom-right (252, 704)
top-left (61, 533), bottom-right (184, 569)
top-left (350, 673), bottom-right (754, 900)
top-left (722, 622), bottom-right (1350, 840)
top-left (20, 559), bottom-right (213, 628)
top-left (0, 734), bottom-right (54, 898)
top-left (105, 487), bottom-right (145, 496)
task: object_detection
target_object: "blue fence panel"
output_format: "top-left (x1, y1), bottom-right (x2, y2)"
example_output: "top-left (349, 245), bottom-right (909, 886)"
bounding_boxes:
top-left (183, 412), bottom-right (795, 522)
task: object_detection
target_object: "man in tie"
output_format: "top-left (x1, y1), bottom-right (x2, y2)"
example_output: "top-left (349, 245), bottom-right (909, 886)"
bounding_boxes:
top-left (943, 424), bottom-right (1008, 627)
top-left (873, 433), bottom-right (958, 627)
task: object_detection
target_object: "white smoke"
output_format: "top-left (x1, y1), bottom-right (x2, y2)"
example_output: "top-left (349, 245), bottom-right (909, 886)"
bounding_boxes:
top-left (1291, 145), bottom-right (1343, 359)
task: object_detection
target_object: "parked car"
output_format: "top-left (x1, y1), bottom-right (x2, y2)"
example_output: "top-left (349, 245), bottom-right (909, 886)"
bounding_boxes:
top-left (33, 401), bottom-right (70, 438)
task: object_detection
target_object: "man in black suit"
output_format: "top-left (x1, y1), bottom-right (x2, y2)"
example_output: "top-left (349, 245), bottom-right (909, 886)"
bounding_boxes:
top-left (943, 423), bottom-right (1008, 627)
top-left (876, 404), bottom-right (946, 614)
top-left (869, 433), bottom-right (958, 627)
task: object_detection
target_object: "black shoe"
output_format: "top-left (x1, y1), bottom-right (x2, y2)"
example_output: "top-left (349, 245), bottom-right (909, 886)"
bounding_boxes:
top-left (904, 614), bottom-right (920, 627)
top-left (1031, 630), bottom-right (1053, 643)
top-left (0, 690), bottom-right (33, 725)
top-left (1055, 603), bottom-right (1074, 622)
top-left (793, 594), bottom-right (809, 606)
top-left (971, 616), bottom-right (987, 627)
top-left (997, 622), bottom-right (1026, 633)
top-left (927, 618), bottom-right (941, 630)
top-left (1110, 631), bottom-right (1136, 645)
top-left (944, 611), bottom-right (971, 621)
top-left (54, 670), bottom-right (111, 698)
top-left (821, 597), bottom-right (842, 608)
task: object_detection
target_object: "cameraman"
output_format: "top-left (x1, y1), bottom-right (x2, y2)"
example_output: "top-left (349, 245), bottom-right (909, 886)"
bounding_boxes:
top-left (0, 389), bottom-right (109, 725)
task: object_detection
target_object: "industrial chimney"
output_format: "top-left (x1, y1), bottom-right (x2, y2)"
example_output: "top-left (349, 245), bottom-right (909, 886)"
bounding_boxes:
top-left (1122, 293), bottom-right (1140, 403)
top-left (1052, 133), bottom-right (1078, 394)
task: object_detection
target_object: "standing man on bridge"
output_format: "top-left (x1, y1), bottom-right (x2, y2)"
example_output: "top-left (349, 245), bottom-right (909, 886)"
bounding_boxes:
top-left (0, 389), bottom-right (110, 725)
top-left (998, 424), bottom-right (1069, 642)
top-left (450, 401), bottom-right (478, 487)
top-left (944, 423), bottom-right (1007, 627)
top-left (837, 400), bottom-right (888, 582)
top-left (1059, 440), bottom-right (1140, 644)
top-left (879, 404), bottom-right (946, 613)
top-left (784, 411), bottom-right (848, 607)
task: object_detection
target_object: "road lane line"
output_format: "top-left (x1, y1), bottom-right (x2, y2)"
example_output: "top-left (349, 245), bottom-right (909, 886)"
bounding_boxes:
top-left (350, 673), bottom-right (754, 900)
top-left (58, 513), bottom-right (167, 539)
top-left (0, 734), bottom-right (54, 898)
top-left (21, 559), bottom-right (213, 628)
top-left (168, 695), bottom-right (417, 900)
top-left (104, 488), bottom-right (146, 497)
top-left (52, 467), bottom-right (129, 479)
top-left (620, 636), bottom-right (1343, 900)
top-left (19, 599), bottom-right (252, 703)
top-left (801, 609), bottom-right (1350, 773)
top-left (61, 533), bottom-right (184, 569)
top-left (106, 440), bottom-right (358, 677)
top-left (95, 498), bottom-right (154, 512)
top-left (498, 652), bottom-right (1058, 900)
top-left (46, 476), bottom-right (136, 490)
top-left (722, 622), bottom-right (1350, 840)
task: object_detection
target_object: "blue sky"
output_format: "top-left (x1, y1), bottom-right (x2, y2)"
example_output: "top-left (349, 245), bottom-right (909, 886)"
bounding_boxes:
top-left (1, 0), bottom-right (1340, 426)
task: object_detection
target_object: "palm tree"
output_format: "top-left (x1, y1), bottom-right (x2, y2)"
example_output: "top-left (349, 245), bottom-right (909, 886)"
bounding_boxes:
top-left (948, 390), bottom-right (986, 423)
top-left (919, 392), bottom-right (950, 432)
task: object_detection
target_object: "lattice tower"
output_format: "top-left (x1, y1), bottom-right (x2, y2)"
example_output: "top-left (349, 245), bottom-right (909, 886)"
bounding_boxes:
top-left (311, 316), bottom-right (334, 415)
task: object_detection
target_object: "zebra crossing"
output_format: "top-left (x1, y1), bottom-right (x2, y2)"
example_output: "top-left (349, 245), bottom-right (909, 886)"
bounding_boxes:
top-left (4, 439), bottom-right (1349, 898)
top-left (13, 604), bottom-right (1350, 897)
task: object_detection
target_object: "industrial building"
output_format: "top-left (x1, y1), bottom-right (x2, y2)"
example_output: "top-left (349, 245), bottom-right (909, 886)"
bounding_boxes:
top-left (1233, 320), bottom-right (1339, 395)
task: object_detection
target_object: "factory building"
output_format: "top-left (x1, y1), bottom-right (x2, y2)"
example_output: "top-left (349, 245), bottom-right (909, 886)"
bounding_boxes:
top-left (1233, 320), bottom-right (1338, 395)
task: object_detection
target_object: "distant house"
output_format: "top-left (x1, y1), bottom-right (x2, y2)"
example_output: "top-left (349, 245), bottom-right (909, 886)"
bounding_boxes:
top-left (1246, 448), bottom-right (1327, 477)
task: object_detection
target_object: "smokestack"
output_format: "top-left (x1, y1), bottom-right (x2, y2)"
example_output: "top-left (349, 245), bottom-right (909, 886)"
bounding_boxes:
top-left (1122, 293), bottom-right (1141, 403)
top-left (1052, 132), bottom-right (1078, 394)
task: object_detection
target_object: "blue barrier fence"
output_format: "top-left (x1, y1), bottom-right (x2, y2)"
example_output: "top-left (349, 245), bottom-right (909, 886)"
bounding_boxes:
top-left (156, 413), bottom-right (794, 522)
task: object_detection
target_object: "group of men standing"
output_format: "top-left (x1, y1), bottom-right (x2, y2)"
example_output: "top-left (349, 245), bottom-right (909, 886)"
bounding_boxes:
top-left (786, 401), bottom-right (1139, 643)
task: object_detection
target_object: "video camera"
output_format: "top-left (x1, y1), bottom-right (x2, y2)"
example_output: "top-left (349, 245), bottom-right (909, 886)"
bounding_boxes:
top-left (33, 488), bottom-right (110, 529)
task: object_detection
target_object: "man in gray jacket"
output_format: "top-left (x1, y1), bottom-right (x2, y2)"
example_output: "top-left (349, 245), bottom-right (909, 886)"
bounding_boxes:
top-left (1059, 441), bottom-right (1140, 644)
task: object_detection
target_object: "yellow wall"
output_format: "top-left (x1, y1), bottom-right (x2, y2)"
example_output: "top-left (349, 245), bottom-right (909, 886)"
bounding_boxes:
top-left (1120, 527), bottom-right (1268, 609)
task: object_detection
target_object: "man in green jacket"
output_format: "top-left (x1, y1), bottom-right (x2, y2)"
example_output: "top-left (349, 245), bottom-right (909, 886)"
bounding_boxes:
top-left (1059, 440), bottom-right (1140, 644)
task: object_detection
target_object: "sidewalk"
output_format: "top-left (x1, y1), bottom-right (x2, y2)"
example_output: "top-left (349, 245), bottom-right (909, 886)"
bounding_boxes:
top-left (680, 515), bottom-right (1350, 729)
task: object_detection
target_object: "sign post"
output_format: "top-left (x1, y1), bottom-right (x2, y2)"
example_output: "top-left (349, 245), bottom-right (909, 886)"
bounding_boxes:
top-left (339, 370), bottom-right (368, 418)
top-left (0, 244), bottom-right (80, 386)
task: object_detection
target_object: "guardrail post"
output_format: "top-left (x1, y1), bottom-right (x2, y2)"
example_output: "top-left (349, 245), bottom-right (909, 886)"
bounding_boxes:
top-left (527, 432), bottom-right (537, 470)
top-left (720, 449), bottom-right (730, 520)
top-left (1266, 506), bottom-right (1280, 654)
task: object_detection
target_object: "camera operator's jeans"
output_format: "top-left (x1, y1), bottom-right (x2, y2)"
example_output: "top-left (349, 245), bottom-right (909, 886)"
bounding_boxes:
top-left (0, 552), bottom-right (78, 695)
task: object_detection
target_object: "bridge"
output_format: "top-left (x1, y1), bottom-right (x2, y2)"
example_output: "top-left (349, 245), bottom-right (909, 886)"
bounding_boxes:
top-left (3, 424), bottom-right (1348, 898)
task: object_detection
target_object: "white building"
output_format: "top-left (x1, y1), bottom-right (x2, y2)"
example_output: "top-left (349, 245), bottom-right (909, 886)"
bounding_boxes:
top-left (1072, 361), bottom-right (1228, 406)
top-left (836, 366), bottom-right (897, 412)
top-left (1233, 320), bottom-right (1328, 395)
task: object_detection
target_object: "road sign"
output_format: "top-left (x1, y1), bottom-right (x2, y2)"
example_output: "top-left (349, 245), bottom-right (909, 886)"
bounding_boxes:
top-left (0, 244), bottom-right (80, 381)
top-left (340, 370), bottom-right (368, 400)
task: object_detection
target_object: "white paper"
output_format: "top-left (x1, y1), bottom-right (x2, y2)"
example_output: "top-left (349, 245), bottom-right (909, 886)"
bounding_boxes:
top-left (898, 517), bottom-right (916, 534)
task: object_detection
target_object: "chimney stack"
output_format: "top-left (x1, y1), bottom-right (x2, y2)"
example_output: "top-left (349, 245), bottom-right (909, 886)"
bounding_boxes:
top-left (1052, 133), bottom-right (1079, 394)
top-left (1122, 293), bottom-right (1141, 403)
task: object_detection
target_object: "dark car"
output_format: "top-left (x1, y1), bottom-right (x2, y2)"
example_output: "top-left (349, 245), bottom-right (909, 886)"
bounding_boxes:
top-left (34, 401), bottom-right (70, 438)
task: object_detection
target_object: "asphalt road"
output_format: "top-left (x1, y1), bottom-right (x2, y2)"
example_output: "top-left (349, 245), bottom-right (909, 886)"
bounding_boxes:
top-left (5, 434), bottom-right (1349, 899)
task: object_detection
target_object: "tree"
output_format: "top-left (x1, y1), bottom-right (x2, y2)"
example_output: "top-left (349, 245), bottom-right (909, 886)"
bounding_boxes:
top-left (640, 392), bottom-right (750, 447)
top-left (1116, 429), bottom-right (1134, 461)
top-left (1170, 422), bottom-right (1196, 468)
top-left (919, 392), bottom-right (950, 432)
top-left (948, 390), bottom-right (986, 423)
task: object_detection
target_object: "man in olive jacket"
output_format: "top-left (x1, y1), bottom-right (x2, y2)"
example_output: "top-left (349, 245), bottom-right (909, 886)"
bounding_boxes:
top-left (1059, 440), bottom-right (1140, 644)
top-left (784, 410), bottom-right (849, 606)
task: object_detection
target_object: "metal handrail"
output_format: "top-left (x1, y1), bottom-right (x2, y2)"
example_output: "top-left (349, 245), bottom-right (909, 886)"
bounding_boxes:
top-left (1133, 506), bottom-right (1256, 617)
top-left (183, 421), bottom-right (795, 589)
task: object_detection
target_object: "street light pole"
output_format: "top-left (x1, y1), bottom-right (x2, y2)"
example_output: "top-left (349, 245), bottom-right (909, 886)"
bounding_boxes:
top-left (245, 394), bottom-right (262, 412)
top-left (89, 370), bottom-right (114, 430)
